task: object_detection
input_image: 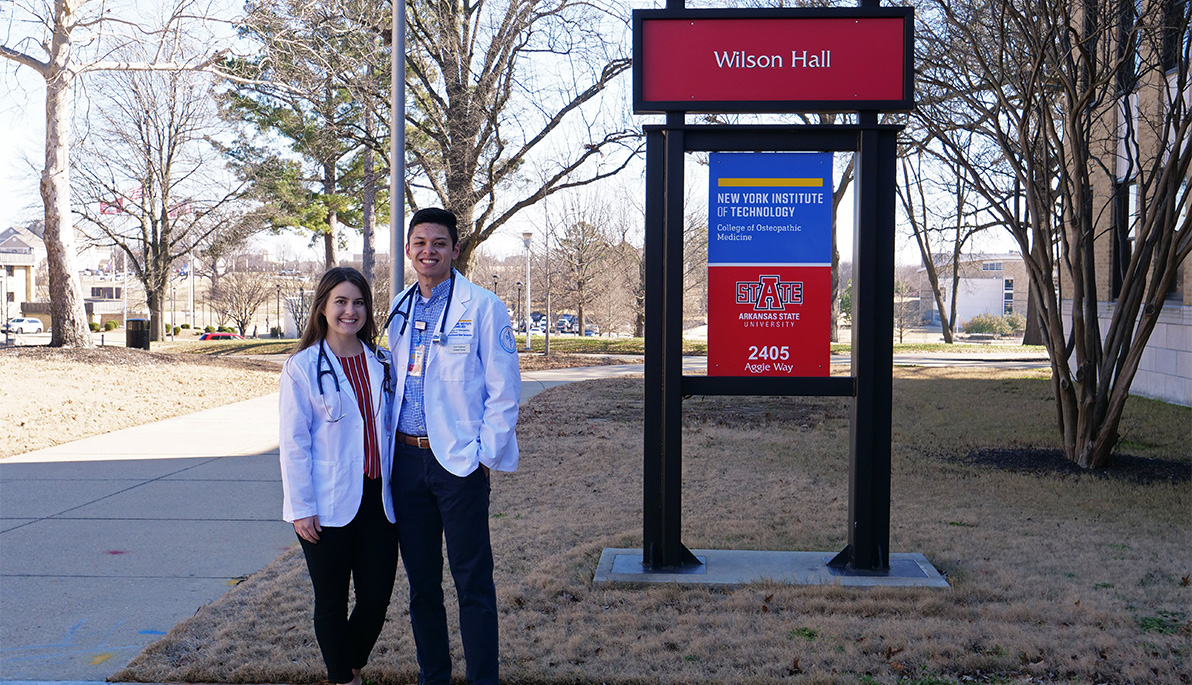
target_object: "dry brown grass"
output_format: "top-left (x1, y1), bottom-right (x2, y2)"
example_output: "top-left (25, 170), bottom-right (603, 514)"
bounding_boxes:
top-left (115, 368), bottom-right (1191, 685)
top-left (0, 347), bottom-right (280, 459)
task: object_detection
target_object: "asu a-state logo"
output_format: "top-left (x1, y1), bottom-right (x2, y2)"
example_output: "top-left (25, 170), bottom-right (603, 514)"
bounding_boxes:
top-left (735, 275), bottom-right (803, 311)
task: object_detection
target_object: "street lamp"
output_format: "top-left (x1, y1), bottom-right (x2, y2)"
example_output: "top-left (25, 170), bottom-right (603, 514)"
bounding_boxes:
top-left (492, 273), bottom-right (499, 298)
top-left (276, 284), bottom-right (282, 338)
top-left (515, 281), bottom-right (522, 331)
top-left (522, 231), bottom-right (532, 351)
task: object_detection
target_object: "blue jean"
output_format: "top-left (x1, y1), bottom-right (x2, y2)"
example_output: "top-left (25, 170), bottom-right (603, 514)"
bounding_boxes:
top-left (393, 444), bottom-right (498, 685)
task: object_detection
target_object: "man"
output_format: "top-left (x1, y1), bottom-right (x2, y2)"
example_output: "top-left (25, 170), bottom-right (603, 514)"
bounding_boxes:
top-left (385, 207), bottom-right (520, 685)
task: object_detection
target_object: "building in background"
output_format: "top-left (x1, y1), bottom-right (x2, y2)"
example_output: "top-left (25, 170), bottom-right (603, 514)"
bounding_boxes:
top-left (918, 252), bottom-right (1029, 328)
top-left (0, 222), bottom-right (45, 326)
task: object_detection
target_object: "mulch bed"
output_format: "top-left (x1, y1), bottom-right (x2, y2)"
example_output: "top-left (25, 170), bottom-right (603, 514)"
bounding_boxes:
top-left (967, 447), bottom-right (1192, 484)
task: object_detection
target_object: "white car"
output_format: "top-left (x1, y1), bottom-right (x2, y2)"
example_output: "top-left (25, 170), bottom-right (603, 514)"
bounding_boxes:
top-left (5, 317), bottom-right (44, 334)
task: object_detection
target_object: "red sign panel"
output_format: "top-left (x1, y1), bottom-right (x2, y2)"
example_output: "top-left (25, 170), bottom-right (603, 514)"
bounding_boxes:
top-left (634, 9), bottom-right (912, 113)
top-left (707, 266), bottom-right (831, 377)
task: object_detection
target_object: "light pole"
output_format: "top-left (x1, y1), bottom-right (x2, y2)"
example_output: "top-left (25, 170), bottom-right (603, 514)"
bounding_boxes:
top-left (276, 284), bottom-right (282, 338)
top-left (522, 231), bottom-right (532, 351)
top-left (515, 281), bottom-right (522, 331)
top-left (491, 274), bottom-right (499, 298)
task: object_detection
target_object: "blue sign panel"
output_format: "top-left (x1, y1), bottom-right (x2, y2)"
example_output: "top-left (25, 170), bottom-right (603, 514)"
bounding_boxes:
top-left (708, 152), bottom-right (833, 265)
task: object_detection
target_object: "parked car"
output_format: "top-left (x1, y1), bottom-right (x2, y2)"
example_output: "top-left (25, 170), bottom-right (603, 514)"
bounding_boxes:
top-left (556, 314), bottom-right (577, 333)
top-left (4, 317), bottom-right (44, 334)
top-left (198, 332), bottom-right (245, 340)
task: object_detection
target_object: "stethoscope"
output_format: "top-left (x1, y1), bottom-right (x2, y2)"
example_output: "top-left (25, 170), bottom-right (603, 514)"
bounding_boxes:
top-left (383, 270), bottom-right (456, 345)
top-left (315, 339), bottom-right (392, 423)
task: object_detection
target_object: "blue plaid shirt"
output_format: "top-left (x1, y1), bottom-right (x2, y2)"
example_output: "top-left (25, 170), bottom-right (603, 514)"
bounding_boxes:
top-left (396, 276), bottom-right (453, 436)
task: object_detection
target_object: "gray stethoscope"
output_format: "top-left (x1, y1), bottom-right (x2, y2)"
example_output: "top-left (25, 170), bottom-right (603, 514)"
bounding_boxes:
top-left (383, 270), bottom-right (456, 345)
top-left (315, 339), bottom-right (392, 423)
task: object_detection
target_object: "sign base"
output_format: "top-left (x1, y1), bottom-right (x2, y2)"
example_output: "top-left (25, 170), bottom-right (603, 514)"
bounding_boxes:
top-left (594, 548), bottom-right (949, 588)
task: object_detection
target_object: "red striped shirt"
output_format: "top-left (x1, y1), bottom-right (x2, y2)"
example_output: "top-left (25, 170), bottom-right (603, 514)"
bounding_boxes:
top-left (337, 352), bottom-right (380, 479)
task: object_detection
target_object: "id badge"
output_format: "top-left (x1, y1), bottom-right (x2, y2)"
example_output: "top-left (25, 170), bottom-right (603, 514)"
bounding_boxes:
top-left (409, 347), bottom-right (425, 377)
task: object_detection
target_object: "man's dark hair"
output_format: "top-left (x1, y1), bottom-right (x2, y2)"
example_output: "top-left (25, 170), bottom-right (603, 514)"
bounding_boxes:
top-left (408, 207), bottom-right (458, 246)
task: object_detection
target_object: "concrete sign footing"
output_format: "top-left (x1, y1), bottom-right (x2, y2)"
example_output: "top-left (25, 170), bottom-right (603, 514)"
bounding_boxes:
top-left (593, 548), bottom-right (950, 588)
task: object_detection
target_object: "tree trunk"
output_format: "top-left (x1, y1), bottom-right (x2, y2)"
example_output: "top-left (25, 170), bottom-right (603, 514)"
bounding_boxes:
top-left (1022, 284), bottom-right (1043, 346)
top-left (148, 290), bottom-right (165, 342)
top-left (323, 161), bottom-right (339, 268)
top-left (41, 9), bottom-right (93, 349)
top-left (361, 108), bottom-right (377, 286)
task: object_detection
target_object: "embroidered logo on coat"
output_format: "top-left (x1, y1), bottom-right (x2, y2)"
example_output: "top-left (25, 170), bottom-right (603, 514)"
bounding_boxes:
top-left (499, 325), bottom-right (517, 353)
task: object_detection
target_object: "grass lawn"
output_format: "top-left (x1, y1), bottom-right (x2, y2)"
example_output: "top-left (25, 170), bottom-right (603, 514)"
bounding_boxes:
top-left (115, 367), bottom-right (1189, 685)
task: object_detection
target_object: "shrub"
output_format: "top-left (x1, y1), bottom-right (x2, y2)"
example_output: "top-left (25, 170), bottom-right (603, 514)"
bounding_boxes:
top-left (103, 320), bottom-right (119, 331)
top-left (180, 323), bottom-right (190, 329)
top-left (1004, 312), bottom-right (1026, 332)
top-left (204, 326), bottom-right (216, 333)
top-left (89, 322), bottom-right (101, 332)
top-left (217, 325), bottom-right (232, 333)
top-left (172, 326), bottom-right (181, 336)
top-left (962, 313), bottom-right (1013, 336)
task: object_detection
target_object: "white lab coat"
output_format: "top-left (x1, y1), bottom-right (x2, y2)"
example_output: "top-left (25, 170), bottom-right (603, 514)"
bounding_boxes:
top-left (387, 272), bottom-right (520, 477)
top-left (279, 342), bottom-right (396, 526)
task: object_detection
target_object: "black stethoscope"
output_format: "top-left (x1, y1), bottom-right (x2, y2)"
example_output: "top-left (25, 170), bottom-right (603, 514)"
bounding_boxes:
top-left (383, 270), bottom-right (456, 345)
top-left (315, 339), bottom-right (392, 423)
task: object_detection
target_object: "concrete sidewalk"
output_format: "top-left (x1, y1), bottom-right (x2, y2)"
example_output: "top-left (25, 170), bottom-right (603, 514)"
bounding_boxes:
top-left (0, 394), bottom-right (294, 682)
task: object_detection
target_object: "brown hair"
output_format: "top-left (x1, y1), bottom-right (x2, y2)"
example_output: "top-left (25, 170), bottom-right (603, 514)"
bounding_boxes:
top-left (294, 267), bottom-right (377, 354)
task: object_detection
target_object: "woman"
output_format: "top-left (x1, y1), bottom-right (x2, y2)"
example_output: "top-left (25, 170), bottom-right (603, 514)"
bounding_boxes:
top-left (279, 267), bottom-right (398, 685)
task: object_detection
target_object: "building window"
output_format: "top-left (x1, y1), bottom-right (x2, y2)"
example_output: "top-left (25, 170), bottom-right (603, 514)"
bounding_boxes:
top-left (5, 292), bottom-right (12, 303)
top-left (982, 262), bottom-right (1003, 271)
top-left (1112, 180), bottom-right (1138, 298)
top-left (3, 266), bottom-right (11, 277)
top-left (1163, 0), bottom-right (1188, 74)
top-left (1117, 0), bottom-right (1140, 95)
top-left (1004, 279), bottom-right (1014, 315)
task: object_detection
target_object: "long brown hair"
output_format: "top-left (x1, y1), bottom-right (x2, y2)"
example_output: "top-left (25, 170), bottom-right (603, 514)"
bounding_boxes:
top-left (294, 267), bottom-right (378, 354)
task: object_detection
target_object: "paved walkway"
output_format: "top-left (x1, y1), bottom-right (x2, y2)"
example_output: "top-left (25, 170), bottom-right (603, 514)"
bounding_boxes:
top-left (0, 354), bottom-right (1046, 683)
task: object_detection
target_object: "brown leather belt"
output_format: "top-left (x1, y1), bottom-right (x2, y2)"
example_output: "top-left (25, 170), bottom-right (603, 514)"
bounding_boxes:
top-left (397, 432), bottom-right (432, 450)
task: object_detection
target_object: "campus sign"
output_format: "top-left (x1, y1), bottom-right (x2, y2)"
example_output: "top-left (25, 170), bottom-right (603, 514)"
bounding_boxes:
top-left (633, 7), bottom-right (914, 113)
top-left (707, 152), bottom-right (833, 377)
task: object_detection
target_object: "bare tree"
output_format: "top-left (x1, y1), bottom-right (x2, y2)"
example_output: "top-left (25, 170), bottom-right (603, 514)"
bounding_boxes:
top-left (896, 141), bottom-right (998, 343)
top-left (552, 198), bottom-right (613, 335)
top-left (917, 0), bottom-right (1191, 468)
top-left (893, 277), bottom-right (918, 344)
top-left (1, 0), bottom-right (237, 346)
top-left (405, 0), bottom-right (642, 275)
top-left (74, 63), bottom-right (245, 341)
top-left (210, 269), bottom-right (271, 335)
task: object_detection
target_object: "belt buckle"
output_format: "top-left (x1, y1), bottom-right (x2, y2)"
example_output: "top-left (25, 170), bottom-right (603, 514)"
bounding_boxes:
top-left (416, 436), bottom-right (431, 450)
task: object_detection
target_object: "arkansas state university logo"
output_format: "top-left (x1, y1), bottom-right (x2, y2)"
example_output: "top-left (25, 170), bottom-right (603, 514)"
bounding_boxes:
top-left (735, 275), bottom-right (803, 311)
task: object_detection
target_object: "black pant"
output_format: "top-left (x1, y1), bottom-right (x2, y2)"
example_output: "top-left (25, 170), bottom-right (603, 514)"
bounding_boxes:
top-left (394, 444), bottom-right (498, 685)
top-left (298, 477), bottom-right (400, 683)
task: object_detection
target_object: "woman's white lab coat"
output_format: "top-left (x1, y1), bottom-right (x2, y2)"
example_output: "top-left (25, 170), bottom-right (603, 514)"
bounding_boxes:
top-left (279, 342), bottom-right (395, 527)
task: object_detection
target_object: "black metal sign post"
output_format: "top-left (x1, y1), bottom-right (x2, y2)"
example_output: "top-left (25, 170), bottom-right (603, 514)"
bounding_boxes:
top-left (638, 1), bottom-right (910, 574)
top-left (642, 124), bottom-right (899, 572)
top-left (833, 120), bottom-right (898, 571)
